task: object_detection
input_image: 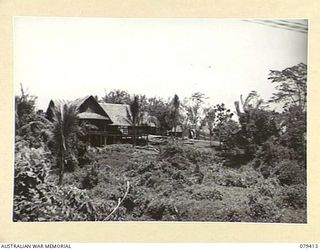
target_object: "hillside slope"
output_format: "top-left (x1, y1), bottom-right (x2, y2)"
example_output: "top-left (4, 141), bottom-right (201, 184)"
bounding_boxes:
top-left (63, 143), bottom-right (306, 223)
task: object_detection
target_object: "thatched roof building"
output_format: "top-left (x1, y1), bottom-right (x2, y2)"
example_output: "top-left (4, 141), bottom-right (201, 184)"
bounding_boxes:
top-left (46, 95), bottom-right (160, 146)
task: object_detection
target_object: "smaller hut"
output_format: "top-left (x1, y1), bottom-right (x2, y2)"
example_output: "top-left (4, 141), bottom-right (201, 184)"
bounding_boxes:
top-left (168, 125), bottom-right (184, 138)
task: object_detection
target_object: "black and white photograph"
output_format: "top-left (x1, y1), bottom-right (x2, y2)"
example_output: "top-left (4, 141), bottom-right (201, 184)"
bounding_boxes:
top-left (13, 17), bottom-right (307, 223)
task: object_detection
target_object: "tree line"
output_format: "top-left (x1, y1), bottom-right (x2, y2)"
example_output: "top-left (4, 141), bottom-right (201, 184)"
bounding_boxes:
top-left (103, 88), bottom-right (236, 142)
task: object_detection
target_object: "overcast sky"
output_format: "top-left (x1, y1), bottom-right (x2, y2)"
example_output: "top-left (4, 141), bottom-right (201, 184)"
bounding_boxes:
top-left (14, 17), bottom-right (307, 111)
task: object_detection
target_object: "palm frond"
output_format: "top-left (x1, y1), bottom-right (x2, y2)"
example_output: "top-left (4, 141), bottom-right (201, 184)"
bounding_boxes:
top-left (50, 103), bottom-right (79, 151)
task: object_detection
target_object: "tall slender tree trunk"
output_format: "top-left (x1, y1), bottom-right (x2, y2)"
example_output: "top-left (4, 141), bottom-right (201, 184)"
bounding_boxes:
top-left (174, 119), bottom-right (177, 139)
top-left (58, 119), bottom-right (67, 185)
top-left (59, 149), bottom-right (65, 185)
top-left (133, 125), bottom-right (136, 147)
top-left (218, 131), bottom-right (222, 147)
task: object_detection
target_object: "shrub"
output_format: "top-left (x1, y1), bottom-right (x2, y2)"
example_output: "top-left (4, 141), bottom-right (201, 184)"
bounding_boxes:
top-left (13, 140), bottom-right (96, 221)
top-left (49, 185), bottom-right (97, 221)
top-left (186, 185), bottom-right (223, 201)
top-left (77, 141), bottom-right (93, 166)
top-left (246, 193), bottom-right (281, 222)
top-left (78, 151), bottom-right (93, 166)
top-left (213, 166), bottom-right (261, 188)
top-left (275, 160), bottom-right (306, 186)
top-left (251, 136), bottom-right (306, 185)
top-left (218, 146), bottom-right (249, 167)
top-left (161, 143), bottom-right (184, 158)
top-left (282, 184), bottom-right (307, 209)
top-left (244, 176), bottom-right (287, 223)
top-left (14, 141), bottom-right (52, 203)
top-left (146, 200), bottom-right (166, 220)
top-left (254, 177), bottom-right (282, 198)
top-left (65, 153), bottom-right (79, 172)
top-left (244, 176), bottom-right (307, 223)
top-left (161, 143), bottom-right (215, 165)
top-left (81, 163), bottom-right (99, 189)
top-left (222, 209), bottom-right (243, 222)
top-left (254, 137), bottom-right (293, 168)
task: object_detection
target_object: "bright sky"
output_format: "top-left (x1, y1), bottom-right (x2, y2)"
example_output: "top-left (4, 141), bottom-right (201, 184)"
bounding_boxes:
top-left (14, 17), bottom-right (307, 111)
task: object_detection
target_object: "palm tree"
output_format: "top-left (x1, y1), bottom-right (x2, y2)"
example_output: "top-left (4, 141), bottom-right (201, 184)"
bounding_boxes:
top-left (235, 91), bottom-right (264, 136)
top-left (127, 95), bottom-right (140, 147)
top-left (51, 103), bottom-right (79, 185)
top-left (172, 94), bottom-right (180, 138)
top-left (203, 106), bottom-right (216, 146)
top-left (234, 91), bottom-right (266, 153)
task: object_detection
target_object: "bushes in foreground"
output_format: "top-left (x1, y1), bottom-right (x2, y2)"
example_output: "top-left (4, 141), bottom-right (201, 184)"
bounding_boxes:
top-left (76, 143), bottom-right (306, 223)
top-left (160, 143), bottom-right (216, 164)
top-left (13, 138), bottom-right (307, 222)
top-left (13, 139), bottom-right (96, 221)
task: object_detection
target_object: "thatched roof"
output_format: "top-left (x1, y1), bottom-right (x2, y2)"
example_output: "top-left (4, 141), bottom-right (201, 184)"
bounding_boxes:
top-left (46, 95), bottom-right (160, 127)
top-left (140, 112), bottom-right (159, 127)
top-left (70, 95), bottom-right (91, 108)
top-left (99, 103), bottom-right (132, 126)
top-left (46, 95), bottom-right (111, 122)
top-left (78, 112), bottom-right (110, 120)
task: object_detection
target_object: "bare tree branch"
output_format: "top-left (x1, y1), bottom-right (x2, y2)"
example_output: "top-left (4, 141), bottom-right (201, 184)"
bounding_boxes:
top-left (104, 180), bottom-right (130, 221)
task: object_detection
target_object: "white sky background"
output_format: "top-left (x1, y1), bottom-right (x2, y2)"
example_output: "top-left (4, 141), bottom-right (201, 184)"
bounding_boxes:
top-left (14, 17), bottom-right (308, 111)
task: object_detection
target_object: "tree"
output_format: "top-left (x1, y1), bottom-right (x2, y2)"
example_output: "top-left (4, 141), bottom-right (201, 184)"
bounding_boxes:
top-left (15, 84), bottom-right (54, 149)
top-left (184, 92), bottom-right (206, 139)
top-left (172, 94), bottom-right (180, 138)
top-left (216, 119), bottom-right (239, 146)
top-left (268, 63), bottom-right (307, 164)
top-left (202, 106), bottom-right (216, 146)
top-left (212, 104), bottom-right (234, 146)
top-left (50, 103), bottom-right (79, 185)
top-left (280, 105), bottom-right (306, 163)
top-left (146, 97), bottom-right (172, 134)
top-left (138, 94), bottom-right (148, 113)
top-left (203, 104), bottom-right (235, 146)
top-left (103, 89), bottom-right (131, 104)
top-left (268, 63), bottom-right (307, 112)
top-left (234, 91), bottom-right (264, 141)
top-left (127, 95), bottom-right (141, 146)
top-left (233, 91), bottom-right (279, 160)
top-left (15, 83), bottom-right (37, 130)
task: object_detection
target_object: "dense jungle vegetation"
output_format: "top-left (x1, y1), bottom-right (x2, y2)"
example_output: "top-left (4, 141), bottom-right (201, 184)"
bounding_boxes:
top-left (13, 63), bottom-right (306, 222)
